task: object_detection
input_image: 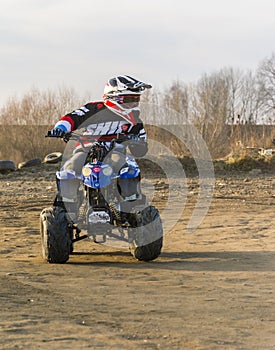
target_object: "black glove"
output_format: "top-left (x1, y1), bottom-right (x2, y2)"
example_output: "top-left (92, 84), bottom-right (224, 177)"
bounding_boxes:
top-left (49, 128), bottom-right (65, 137)
top-left (129, 138), bottom-right (148, 157)
top-left (129, 135), bottom-right (139, 142)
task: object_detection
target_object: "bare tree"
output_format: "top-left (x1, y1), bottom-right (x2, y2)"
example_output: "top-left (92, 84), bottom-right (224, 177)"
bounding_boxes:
top-left (257, 52), bottom-right (275, 122)
top-left (0, 86), bottom-right (84, 125)
top-left (189, 71), bottom-right (229, 155)
top-left (162, 80), bottom-right (190, 121)
top-left (0, 87), bottom-right (85, 162)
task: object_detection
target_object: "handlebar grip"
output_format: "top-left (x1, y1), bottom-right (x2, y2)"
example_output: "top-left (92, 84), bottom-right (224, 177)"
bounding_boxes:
top-left (45, 130), bottom-right (70, 139)
top-left (45, 131), bottom-right (61, 138)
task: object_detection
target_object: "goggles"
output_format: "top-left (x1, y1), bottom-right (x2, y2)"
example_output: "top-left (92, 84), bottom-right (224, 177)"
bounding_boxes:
top-left (114, 95), bottom-right (140, 104)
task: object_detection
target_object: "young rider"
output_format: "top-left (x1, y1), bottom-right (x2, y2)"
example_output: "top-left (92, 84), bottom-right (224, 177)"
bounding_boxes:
top-left (49, 75), bottom-right (152, 216)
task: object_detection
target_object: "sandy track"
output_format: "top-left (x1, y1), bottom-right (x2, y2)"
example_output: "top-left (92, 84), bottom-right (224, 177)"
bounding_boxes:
top-left (0, 167), bottom-right (274, 349)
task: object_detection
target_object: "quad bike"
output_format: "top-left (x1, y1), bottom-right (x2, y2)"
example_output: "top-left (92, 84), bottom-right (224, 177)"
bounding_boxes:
top-left (40, 131), bottom-right (163, 263)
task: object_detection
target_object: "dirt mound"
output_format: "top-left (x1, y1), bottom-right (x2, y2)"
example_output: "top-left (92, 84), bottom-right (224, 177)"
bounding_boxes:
top-left (214, 154), bottom-right (275, 174)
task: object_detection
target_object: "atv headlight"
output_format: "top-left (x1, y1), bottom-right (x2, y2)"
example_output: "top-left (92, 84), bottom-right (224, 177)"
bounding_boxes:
top-left (102, 166), bottom-right (113, 176)
top-left (111, 152), bottom-right (122, 163)
top-left (82, 166), bottom-right (92, 177)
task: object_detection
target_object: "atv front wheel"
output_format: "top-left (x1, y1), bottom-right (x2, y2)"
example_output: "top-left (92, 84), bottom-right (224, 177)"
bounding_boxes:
top-left (129, 205), bottom-right (163, 262)
top-left (40, 207), bottom-right (72, 263)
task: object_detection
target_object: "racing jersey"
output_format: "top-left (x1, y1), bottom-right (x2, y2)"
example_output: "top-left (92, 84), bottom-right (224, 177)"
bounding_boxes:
top-left (54, 101), bottom-right (147, 142)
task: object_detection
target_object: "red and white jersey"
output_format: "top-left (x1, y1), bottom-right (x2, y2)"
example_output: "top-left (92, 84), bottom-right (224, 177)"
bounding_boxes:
top-left (54, 101), bottom-right (146, 143)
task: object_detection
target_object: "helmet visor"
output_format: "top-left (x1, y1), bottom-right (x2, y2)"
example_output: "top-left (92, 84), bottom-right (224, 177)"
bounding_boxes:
top-left (114, 95), bottom-right (140, 108)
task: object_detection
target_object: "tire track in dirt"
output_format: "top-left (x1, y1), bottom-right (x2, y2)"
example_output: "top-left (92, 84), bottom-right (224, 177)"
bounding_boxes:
top-left (0, 168), bottom-right (275, 349)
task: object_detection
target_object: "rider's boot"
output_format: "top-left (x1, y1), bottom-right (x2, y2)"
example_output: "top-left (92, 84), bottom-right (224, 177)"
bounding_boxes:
top-left (55, 178), bottom-right (83, 222)
top-left (53, 194), bottom-right (78, 223)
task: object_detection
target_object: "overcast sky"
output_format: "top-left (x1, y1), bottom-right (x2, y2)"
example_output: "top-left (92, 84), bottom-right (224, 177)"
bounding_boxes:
top-left (0, 0), bottom-right (274, 108)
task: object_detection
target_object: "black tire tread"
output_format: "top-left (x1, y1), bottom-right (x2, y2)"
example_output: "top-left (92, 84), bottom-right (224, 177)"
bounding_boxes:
top-left (130, 205), bottom-right (163, 262)
top-left (40, 207), bottom-right (71, 263)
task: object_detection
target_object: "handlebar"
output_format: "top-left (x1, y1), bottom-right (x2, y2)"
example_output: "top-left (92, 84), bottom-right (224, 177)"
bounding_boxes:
top-left (46, 130), bottom-right (71, 142)
top-left (45, 131), bottom-right (143, 147)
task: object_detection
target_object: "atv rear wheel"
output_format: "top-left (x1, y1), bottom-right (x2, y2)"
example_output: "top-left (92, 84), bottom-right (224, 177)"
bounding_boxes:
top-left (129, 205), bottom-right (163, 262)
top-left (40, 207), bottom-right (72, 263)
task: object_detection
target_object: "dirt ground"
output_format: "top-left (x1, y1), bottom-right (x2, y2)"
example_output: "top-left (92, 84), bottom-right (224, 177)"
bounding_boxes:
top-left (0, 164), bottom-right (274, 350)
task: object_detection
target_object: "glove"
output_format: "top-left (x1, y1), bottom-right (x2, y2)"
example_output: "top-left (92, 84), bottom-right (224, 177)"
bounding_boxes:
top-left (129, 139), bottom-right (148, 157)
top-left (49, 128), bottom-right (65, 137)
top-left (129, 134), bottom-right (139, 142)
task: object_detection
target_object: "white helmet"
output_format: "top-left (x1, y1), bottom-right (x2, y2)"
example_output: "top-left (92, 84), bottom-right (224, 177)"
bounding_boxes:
top-left (103, 75), bottom-right (152, 122)
top-left (103, 75), bottom-right (152, 98)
